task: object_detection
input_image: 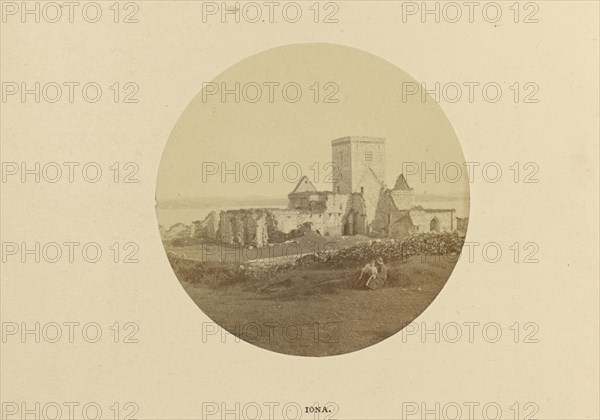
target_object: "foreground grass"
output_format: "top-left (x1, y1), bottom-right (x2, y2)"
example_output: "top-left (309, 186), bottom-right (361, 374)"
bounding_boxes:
top-left (180, 255), bottom-right (455, 356)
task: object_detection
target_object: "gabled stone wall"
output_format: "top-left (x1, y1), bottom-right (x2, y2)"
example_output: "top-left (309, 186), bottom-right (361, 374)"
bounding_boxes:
top-left (409, 208), bottom-right (454, 233)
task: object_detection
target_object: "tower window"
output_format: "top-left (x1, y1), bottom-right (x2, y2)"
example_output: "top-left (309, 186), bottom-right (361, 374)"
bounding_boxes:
top-left (364, 151), bottom-right (373, 162)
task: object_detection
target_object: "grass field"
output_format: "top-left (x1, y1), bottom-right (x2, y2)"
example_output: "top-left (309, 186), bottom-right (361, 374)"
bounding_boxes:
top-left (180, 255), bottom-right (455, 356)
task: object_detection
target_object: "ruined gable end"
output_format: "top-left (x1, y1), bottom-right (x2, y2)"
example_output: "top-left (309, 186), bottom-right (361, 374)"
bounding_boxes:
top-left (290, 176), bottom-right (317, 194)
top-left (391, 173), bottom-right (415, 210)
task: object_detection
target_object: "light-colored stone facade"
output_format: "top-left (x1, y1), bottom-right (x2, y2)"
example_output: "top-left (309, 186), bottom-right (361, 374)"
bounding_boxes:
top-left (408, 207), bottom-right (455, 234)
top-left (332, 136), bottom-right (385, 195)
top-left (210, 136), bottom-right (460, 246)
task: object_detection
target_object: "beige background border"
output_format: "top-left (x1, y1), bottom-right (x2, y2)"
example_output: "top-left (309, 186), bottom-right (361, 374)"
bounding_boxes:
top-left (1, 1), bottom-right (598, 419)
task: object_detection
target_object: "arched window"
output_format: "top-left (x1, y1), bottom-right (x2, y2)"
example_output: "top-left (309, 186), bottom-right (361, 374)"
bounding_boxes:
top-left (430, 217), bottom-right (440, 232)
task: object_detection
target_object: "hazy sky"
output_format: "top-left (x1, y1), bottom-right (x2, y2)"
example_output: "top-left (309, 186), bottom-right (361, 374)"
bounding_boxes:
top-left (156, 43), bottom-right (470, 202)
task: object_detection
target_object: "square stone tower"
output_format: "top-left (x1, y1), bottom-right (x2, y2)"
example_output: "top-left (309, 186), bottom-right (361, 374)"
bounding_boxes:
top-left (331, 136), bottom-right (386, 194)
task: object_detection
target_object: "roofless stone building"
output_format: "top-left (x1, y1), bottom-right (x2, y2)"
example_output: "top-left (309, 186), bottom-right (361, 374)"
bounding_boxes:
top-left (215, 136), bottom-right (456, 247)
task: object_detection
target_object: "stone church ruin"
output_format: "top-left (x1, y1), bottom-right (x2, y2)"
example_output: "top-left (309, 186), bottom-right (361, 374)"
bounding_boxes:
top-left (206, 136), bottom-right (459, 248)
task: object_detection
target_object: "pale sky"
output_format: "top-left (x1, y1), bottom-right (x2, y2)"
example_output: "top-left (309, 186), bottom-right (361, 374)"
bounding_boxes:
top-left (156, 43), bottom-right (470, 202)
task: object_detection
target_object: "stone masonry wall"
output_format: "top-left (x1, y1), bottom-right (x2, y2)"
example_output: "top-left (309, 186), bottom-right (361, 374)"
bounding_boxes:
top-left (409, 209), bottom-right (454, 233)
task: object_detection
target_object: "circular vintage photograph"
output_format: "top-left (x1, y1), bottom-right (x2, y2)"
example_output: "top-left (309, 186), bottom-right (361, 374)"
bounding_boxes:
top-left (156, 43), bottom-right (470, 357)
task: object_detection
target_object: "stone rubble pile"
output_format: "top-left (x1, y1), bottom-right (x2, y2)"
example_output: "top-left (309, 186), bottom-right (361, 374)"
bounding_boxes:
top-left (296, 232), bottom-right (465, 267)
top-left (170, 232), bottom-right (465, 286)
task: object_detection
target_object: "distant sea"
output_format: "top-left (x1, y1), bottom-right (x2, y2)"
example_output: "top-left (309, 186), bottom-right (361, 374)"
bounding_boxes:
top-left (156, 195), bottom-right (469, 229)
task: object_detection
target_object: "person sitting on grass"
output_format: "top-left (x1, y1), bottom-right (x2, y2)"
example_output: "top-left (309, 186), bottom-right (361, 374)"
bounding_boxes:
top-left (368, 257), bottom-right (387, 290)
top-left (356, 259), bottom-right (378, 289)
